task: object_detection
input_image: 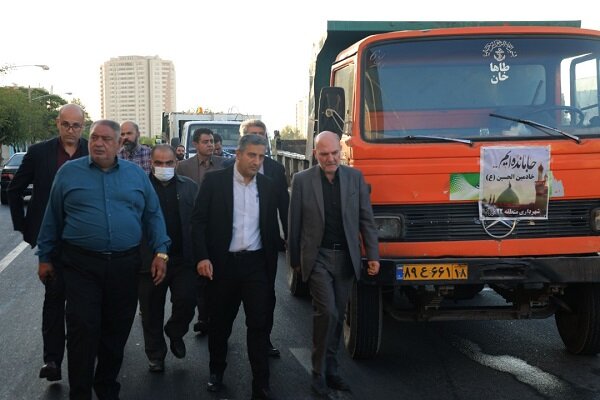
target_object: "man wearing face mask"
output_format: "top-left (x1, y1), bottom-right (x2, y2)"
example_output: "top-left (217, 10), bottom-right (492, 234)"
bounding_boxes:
top-left (118, 120), bottom-right (152, 174)
top-left (138, 144), bottom-right (199, 372)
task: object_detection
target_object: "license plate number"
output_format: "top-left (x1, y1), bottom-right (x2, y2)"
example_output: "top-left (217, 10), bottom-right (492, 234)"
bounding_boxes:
top-left (397, 264), bottom-right (468, 281)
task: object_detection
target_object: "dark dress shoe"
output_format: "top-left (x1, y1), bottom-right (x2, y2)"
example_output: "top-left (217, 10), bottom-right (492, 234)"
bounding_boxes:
top-left (267, 346), bottom-right (280, 358)
top-left (311, 373), bottom-right (332, 397)
top-left (148, 359), bottom-right (165, 373)
top-left (39, 362), bottom-right (61, 382)
top-left (169, 336), bottom-right (186, 359)
top-left (251, 387), bottom-right (277, 400)
top-left (326, 374), bottom-right (351, 391)
top-left (207, 373), bottom-right (223, 392)
top-left (193, 320), bottom-right (209, 335)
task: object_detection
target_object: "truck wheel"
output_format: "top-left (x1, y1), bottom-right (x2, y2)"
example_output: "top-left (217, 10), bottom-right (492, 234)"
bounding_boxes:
top-left (344, 281), bottom-right (382, 359)
top-left (287, 264), bottom-right (309, 297)
top-left (555, 283), bottom-right (600, 355)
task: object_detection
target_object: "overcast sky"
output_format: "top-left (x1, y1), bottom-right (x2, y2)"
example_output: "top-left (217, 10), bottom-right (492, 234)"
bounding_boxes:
top-left (2, 0), bottom-right (599, 133)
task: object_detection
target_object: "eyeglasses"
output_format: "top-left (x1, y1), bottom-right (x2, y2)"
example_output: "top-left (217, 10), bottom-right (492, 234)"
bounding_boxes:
top-left (60, 121), bottom-right (83, 131)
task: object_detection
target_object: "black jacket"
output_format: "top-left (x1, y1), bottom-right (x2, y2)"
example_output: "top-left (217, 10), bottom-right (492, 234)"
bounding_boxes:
top-left (7, 137), bottom-right (89, 247)
top-left (140, 174), bottom-right (198, 272)
top-left (191, 166), bottom-right (281, 280)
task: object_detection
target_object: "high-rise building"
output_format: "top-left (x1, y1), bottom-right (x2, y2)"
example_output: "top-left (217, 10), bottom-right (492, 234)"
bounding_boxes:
top-left (100, 55), bottom-right (176, 138)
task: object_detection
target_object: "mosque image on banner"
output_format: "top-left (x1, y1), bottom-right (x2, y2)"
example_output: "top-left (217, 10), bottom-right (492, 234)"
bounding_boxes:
top-left (479, 146), bottom-right (550, 220)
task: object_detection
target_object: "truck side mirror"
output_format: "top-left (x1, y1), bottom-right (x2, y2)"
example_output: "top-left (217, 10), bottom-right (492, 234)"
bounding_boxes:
top-left (318, 87), bottom-right (346, 135)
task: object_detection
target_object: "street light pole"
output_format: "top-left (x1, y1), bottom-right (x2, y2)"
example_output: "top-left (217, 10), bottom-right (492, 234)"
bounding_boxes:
top-left (0, 64), bottom-right (50, 74)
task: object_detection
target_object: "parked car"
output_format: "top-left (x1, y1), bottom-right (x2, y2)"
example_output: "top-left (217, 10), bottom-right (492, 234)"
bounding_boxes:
top-left (0, 152), bottom-right (30, 205)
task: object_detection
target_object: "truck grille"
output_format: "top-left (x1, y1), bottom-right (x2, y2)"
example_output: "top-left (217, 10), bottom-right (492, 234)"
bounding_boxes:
top-left (373, 200), bottom-right (600, 242)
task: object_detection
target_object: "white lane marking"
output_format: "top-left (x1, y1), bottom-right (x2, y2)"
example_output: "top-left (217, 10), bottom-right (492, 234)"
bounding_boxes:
top-left (0, 241), bottom-right (29, 274)
top-left (453, 336), bottom-right (570, 399)
top-left (290, 347), bottom-right (313, 375)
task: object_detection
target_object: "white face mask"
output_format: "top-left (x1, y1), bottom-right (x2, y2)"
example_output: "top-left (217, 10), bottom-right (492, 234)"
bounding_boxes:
top-left (153, 166), bottom-right (175, 182)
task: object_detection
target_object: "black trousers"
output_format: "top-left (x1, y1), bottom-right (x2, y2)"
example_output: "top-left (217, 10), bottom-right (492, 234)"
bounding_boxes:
top-left (42, 264), bottom-right (65, 366)
top-left (195, 275), bottom-right (209, 323)
top-left (61, 244), bottom-right (140, 400)
top-left (208, 250), bottom-right (270, 390)
top-left (138, 256), bottom-right (196, 361)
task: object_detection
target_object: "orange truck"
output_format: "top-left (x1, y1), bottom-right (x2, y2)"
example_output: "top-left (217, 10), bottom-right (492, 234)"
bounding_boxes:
top-left (275, 20), bottom-right (600, 358)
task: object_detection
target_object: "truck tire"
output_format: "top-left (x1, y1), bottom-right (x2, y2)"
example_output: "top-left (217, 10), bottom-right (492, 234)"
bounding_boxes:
top-left (344, 281), bottom-right (382, 359)
top-left (287, 264), bottom-right (309, 297)
top-left (555, 283), bottom-right (600, 355)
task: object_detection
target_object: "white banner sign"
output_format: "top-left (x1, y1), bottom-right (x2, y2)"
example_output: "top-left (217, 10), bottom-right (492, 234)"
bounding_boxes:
top-left (479, 146), bottom-right (550, 220)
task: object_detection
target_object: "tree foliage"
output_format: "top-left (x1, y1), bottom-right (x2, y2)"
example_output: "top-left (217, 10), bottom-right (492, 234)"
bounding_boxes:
top-left (279, 125), bottom-right (304, 139)
top-left (0, 86), bottom-right (71, 150)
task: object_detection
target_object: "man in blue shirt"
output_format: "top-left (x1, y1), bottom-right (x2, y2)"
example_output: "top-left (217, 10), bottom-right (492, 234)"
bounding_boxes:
top-left (37, 119), bottom-right (170, 400)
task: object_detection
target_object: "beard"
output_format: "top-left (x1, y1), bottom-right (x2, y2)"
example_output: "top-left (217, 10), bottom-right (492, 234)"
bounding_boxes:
top-left (122, 140), bottom-right (137, 152)
top-left (176, 153), bottom-right (184, 161)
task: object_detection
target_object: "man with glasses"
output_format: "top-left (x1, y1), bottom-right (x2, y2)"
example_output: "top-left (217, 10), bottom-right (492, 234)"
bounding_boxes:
top-left (118, 120), bottom-right (152, 174)
top-left (7, 103), bottom-right (88, 382)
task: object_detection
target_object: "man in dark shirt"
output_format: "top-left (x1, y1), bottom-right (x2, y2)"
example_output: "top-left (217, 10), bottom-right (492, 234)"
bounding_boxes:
top-left (37, 119), bottom-right (170, 400)
top-left (7, 103), bottom-right (88, 382)
top-left (288, 131), bottom-right (380, 397)
top-left (139, 144), bottom-right (198, 373)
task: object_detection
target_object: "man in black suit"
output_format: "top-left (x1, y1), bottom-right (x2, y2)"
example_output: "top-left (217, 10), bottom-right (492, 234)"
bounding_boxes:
top-left (239, 119), bottom-right (289, 358)
top-left (7, 103), bottom-right (88, 382)
top-left (191, 134), bottom-right (281, 400)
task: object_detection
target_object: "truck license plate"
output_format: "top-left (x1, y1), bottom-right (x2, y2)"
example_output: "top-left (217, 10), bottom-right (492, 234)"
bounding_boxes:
top-left (397, 264), bottom-right (468, 281)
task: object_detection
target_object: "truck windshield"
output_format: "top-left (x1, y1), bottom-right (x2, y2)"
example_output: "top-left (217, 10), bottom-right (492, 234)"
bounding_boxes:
top-left (362, 35), bottom-right (600, 142)
top-left (186, 123), bottom-right (241, 155)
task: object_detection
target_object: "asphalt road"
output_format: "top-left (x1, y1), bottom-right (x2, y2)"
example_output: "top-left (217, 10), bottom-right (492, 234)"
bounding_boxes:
top-left (2, 204), bottom-right (600, 400)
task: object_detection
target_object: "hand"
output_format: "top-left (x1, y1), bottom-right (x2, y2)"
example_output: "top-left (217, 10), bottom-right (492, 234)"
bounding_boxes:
top-left (150, 256), bottom-right (167, 285)
top-left (38, 262), bottom-right (55, 284)
top-left (197, 259), bottom-right (213, 280)
top-left (367, 260), bottom-right (380, 276)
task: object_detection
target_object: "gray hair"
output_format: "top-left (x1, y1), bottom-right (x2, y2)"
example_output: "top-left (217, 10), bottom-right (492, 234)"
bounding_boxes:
top-left (238, 133), bottom-right (267, 152)
top-left (239, 119), bottom-right (267, 135)
top-left (90, 119), bottom-right (120, 139)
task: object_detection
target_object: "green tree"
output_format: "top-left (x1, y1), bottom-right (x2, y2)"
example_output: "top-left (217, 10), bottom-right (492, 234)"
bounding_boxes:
top-left (279, 125), bottom-right (303, 139)
top-left (0, 86), bottom-right (73, 151)
top-left (0, 87), bottom-right (29, 150)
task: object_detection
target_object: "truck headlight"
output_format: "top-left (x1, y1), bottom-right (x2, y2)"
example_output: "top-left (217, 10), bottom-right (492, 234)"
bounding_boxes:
top-left (591, 208), bottom-right (600, 232)
top-left (374, 215), bottom-right (405, 240)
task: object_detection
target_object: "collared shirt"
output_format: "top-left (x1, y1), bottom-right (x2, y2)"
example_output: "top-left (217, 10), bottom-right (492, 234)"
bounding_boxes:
top-left (118, 144), bottom-right (152, 174)
top-left (194, 155), bottom-right (224, 185)
top-left (320, 168), bottom-right (347, 247)
top-left (37, 156), bottom-right (170, 262)
top-left (229, 163), bottom-right (261, 252)
top-left (150, 174), bottom-right (183, 256)
top-left (56, 138), bottom-right (83, 168)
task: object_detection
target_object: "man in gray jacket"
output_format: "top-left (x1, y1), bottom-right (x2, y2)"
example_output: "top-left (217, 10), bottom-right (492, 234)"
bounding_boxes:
top-left (288, 131), bottom-right (380, 397)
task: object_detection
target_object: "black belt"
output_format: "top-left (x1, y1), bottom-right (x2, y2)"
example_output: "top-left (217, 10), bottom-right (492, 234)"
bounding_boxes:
top-left (228, 249), bottom-right (264, 257)
top-left (321, 243), bottom-right (347, 251)
top-left (62, 241), bottom-right (140, 259)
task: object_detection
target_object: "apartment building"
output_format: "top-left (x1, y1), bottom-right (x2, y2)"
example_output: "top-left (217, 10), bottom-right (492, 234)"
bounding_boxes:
top-left (100, 55), bottom-right (176, 138)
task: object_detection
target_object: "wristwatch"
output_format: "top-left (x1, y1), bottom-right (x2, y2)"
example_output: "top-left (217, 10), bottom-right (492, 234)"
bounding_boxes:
top-left (155, 252), bottom-right (169, 263)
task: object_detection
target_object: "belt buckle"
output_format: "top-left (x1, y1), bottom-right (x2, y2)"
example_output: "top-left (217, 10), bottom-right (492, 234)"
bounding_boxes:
top-left (332, 244), bottom-right (342, 251)
top-left (100, 251), bottom-right (112, 256)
